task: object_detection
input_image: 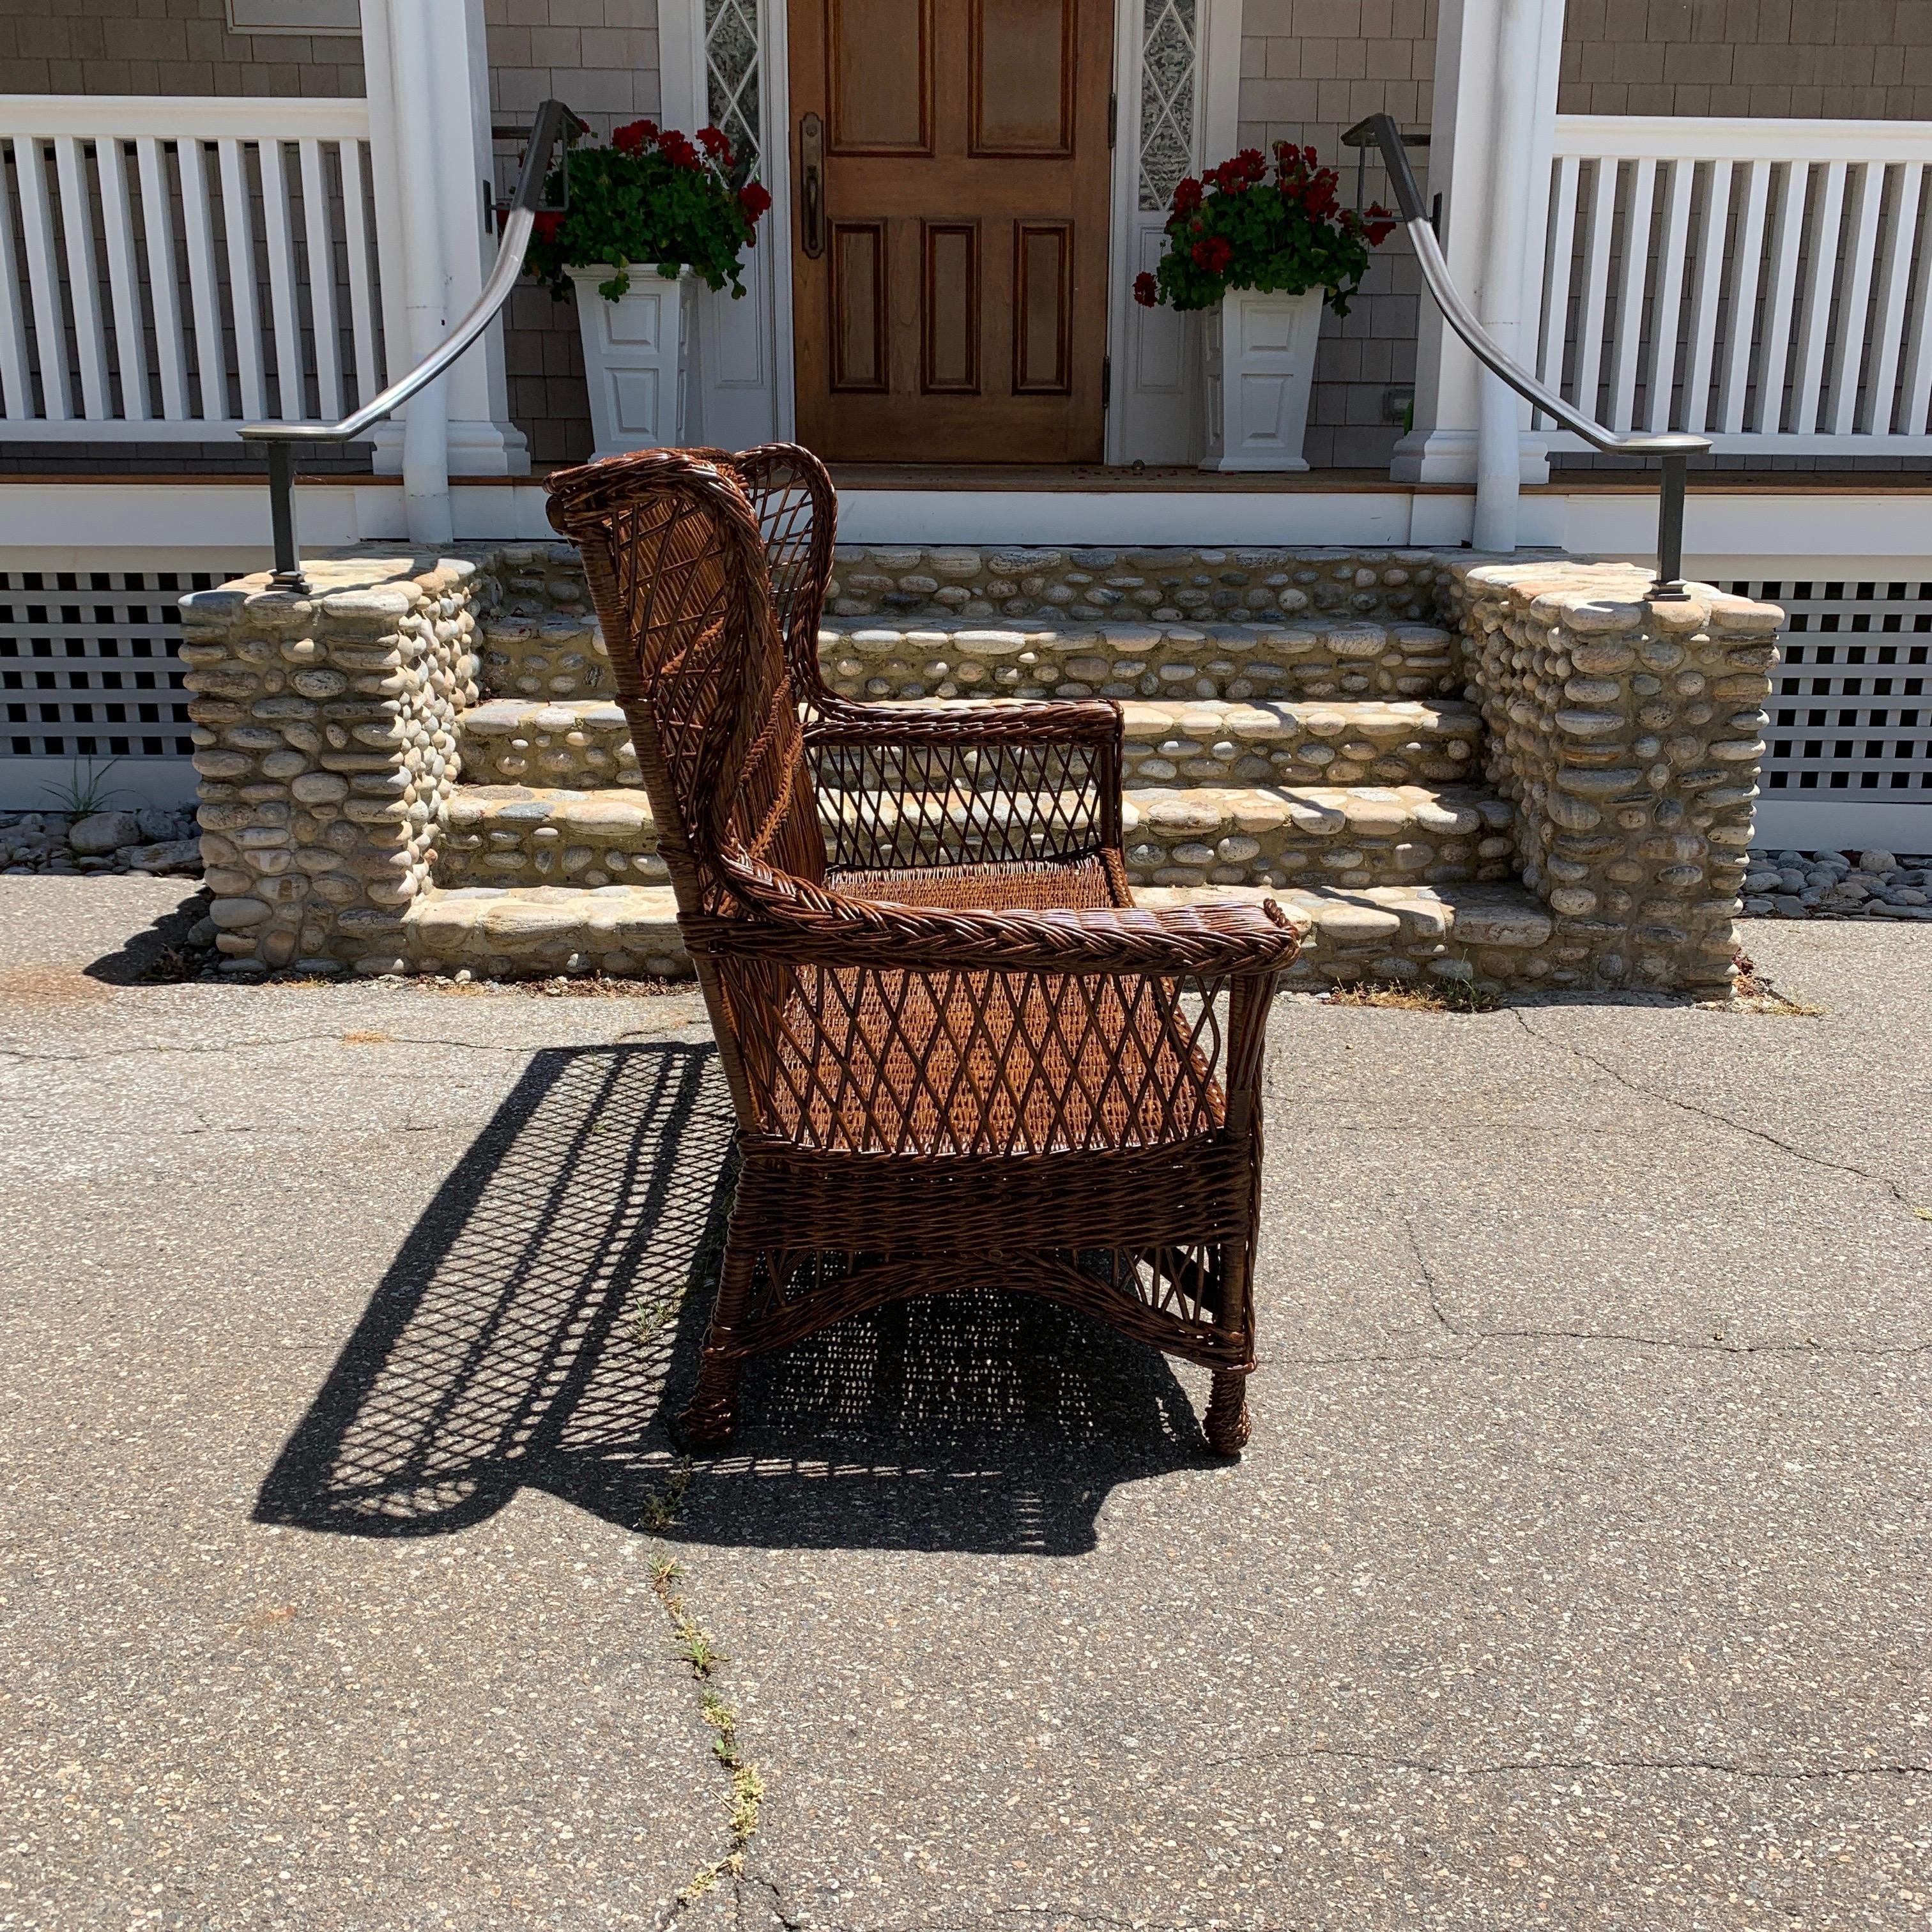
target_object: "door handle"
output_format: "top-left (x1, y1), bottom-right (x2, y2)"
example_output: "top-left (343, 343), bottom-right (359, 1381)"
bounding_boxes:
top-left (799, 112), bottom-right (824, 258)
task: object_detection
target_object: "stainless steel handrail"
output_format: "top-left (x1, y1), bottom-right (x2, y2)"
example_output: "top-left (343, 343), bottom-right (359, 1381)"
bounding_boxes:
top-left (240, 98), bottom-right (584, 594)
top-left (1347, 112), bottom-right (1711, 597)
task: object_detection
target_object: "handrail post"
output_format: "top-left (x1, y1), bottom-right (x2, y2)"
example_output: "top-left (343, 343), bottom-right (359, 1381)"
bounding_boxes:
top-left (264, 440), bottom-right (309, 595)
top-left (1653, 450), bottom-right (1690, 601)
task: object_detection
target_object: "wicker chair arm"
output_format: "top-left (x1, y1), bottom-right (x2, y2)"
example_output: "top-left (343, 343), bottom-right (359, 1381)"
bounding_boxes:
top-left (693, 866), bottom-right (1301, 976)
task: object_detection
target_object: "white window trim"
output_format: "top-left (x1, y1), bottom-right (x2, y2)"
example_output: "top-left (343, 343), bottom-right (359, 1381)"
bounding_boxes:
top-left (224, 0), bottom-right (363, 36)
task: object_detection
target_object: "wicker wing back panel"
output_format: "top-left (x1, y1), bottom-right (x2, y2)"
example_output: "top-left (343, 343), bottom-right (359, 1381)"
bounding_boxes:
top-left (546, 452), bottom-right (827, 916)
top-left (729, 443), bottom-right (838, 712)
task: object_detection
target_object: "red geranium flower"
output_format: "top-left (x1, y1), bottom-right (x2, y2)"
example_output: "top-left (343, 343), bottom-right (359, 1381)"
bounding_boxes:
top-left (611, 119), bottom-right (656, 155)
top-left (532, 210), bottom-right (563, 241)
top-left (697, 125), bottom-right (733, 164)
top-left (737, 181), bottom-right (772, 223)
top-left (1133, 270), bottom-right (1159, 307)
top-left (1190, 235), bottom-right (1234, 273)
top-left (1171, 176), bottom-right (1203, 213)
top-left (658, 132), bottom-right (701, 169)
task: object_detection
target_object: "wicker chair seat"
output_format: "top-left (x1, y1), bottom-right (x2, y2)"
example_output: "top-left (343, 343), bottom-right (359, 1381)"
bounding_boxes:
top-left (762, 962), bottom-right (1226, 1158)
top-left (826, 854), bottom-right (1118, 912)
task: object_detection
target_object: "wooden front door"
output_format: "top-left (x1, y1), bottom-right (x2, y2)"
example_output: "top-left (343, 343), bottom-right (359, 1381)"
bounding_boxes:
top-left (789, 0), bottom-right (1116, 463)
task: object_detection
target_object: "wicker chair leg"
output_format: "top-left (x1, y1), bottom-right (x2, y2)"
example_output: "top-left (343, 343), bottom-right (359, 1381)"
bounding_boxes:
top-left (677, 1238), bottom-right (756, 1446)
top-left (1203, 1370), bottom-right (1252, 1457)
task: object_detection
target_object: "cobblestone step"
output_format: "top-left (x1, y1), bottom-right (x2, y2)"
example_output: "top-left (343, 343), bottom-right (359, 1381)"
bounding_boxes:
top-left (406, 884), bottom-right (689, 978)
top-left (818, 614), bottom-right (1463, 703)
top-left (1122, 784), bottom-right (1515, 889)
top-left (401, 877), bottom-right (1555, 987)
top-left (456, 699), bottom-right (638, 788)
top-left (452, 693), bottom-right (1482, 793)
top-left (432, 775), bottom-right (1516, 891)
top-left (1137, 881), bottom-right (1558, 985)
top-left (438, 784), bottom-right (666, 889)
top-left (473, 611), bottom-right (1465, 706)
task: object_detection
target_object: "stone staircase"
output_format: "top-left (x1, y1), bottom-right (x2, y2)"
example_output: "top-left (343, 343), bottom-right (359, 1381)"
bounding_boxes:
top-left (401, 542), bottom-right (1558, 986)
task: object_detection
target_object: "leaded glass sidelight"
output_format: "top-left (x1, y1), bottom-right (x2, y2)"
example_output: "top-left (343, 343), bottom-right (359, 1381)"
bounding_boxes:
top-left (704, 0), bottom-right (760, 179)
top-left (1138, 0), bottom-right (1197, 211)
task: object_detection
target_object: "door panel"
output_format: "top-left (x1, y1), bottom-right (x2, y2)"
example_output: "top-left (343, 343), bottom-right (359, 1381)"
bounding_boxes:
top-left (826, 0), bottom-right (931, 154)
top-left (1013, 222), bottom-right (1072, 394)
top-left (922, 224), bottom-right (980, 394)
top-left (792, 0), bottom-right (1113, 461)
top-left (970, 0), bottom-right (1075, 156)
top-left (830, 223), bottom-right (888, 390)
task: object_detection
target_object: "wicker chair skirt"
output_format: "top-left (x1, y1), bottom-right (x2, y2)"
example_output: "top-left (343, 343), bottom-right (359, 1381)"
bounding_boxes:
top-left (754, 964), bottom-right (1227, 1157)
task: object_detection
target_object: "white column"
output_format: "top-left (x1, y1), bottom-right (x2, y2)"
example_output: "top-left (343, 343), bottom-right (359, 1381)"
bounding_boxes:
top-left (361, 0), bottom-right (528, 519)
top-left (1391, 0), bottom-right (1563, 528)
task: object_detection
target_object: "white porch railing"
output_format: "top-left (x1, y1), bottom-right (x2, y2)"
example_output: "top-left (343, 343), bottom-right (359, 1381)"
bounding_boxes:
top-left (1537, 116), bottom-right (1932, 456)
top-left (0, 95), bottom-right (387, 439)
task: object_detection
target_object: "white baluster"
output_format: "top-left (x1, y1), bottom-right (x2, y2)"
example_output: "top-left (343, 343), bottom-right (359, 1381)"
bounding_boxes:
top-left (1537, 153), bottom-right (1579, 418)
top-left (1608, 156), bottom-right (1656, 433)
top-left (1716, 158), bottom-right (1770, 435)
top-left (300, 137), bottom-right (344, 422)
top-left (53, 134), bottom-right (109, 418)
top-left (217, 136), bottom-right (268, 421)
top-left (95, 134), bottom-right (150, 421)
top-left (1754, 161), bottom-right (1809, 436)
top-left (135, 135), bottom-right (190, 420)
top-left (1680, 158), bottom-right (1732, 437)
top-left (1572, 157), bottom-right (1618, 426)
top-left (0, 138), bottom-right (33, 417)
top-left (258, 137), bottom-right (306, 420)
top-left (1789, 158), bottom-right (1846, 436)
top-left (339, 138), bottom-right (381, 410)
top-left (1894, 168), bottom-right (1932, 436)
top-left (1826, 160), bottom-right (1883, 436)
top-left (1644, 156), bottom-right (1695, 433)
top-left (1864, 162), bottom-right (1923, 438)
top-left (14, 136), bottom-right (71, 420)
top-left (178, 137), bottom-right (231, 420)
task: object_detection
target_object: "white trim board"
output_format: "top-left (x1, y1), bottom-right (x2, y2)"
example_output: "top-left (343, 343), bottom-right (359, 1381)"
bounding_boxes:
top-left (1752, 801), bottom-right (1932, 853)
top-left (1, 480), bottom-right (1926, 558)
top-left (0, 758), bottom-right (198, 814)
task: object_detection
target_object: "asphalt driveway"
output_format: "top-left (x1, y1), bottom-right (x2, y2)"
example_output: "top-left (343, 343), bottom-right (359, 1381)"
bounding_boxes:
top-left (1, 877), bottom-right (1926, 1930)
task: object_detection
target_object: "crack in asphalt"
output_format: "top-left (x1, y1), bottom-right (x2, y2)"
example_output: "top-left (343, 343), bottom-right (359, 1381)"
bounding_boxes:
top-left (1509, 1007), bottom-right (1920, 1211)
top-left (1209, 1744), bottom-right (1932, 1782)
top-left (0, 1032), bottom-right (612, 1064)
top-left (1376, 1218), bottom-right (1932, 1364)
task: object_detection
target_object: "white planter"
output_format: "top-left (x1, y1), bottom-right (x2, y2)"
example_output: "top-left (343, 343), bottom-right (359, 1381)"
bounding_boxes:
top-left (569, 265), bottom-right (692, 457)
top-left (1199, 286), bottom-right (1324, 472)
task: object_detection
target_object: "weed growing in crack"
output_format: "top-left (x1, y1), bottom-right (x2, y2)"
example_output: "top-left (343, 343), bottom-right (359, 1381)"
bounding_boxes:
top-left (636, 1459), bottom-right (691, 1535)
top-left (655, 1555), bottom-right (726, 1679)
top-left (1322, 976), bottom-right (1501, 1014)
top-left (630, 1291), bottom-right (682, 1349)
top-left (645, 1535), bottom-right (764, 1912)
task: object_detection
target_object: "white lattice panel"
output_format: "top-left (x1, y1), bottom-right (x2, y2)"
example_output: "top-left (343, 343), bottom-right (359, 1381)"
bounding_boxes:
top-left (0, 565), bottom-right (240, 808)
top-left (1727, 574), bottom-right (1932, 852)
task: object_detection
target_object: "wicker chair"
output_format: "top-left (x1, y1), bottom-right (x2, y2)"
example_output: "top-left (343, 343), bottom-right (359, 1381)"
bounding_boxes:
top-left (545, 446), bottom-right (1300, 1454)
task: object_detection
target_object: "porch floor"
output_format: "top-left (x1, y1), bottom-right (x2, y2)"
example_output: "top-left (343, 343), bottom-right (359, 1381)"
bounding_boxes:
top-left (0, 461), bottom-right (1926, 495)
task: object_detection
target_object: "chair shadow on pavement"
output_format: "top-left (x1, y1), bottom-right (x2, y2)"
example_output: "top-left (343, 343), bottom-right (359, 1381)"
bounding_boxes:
top-left (255, 1042), bottom-right (1207, 1558)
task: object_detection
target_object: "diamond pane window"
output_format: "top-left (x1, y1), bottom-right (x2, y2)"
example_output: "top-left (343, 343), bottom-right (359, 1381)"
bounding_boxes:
top-left (705, 0), bottom-right (761, 178)
top-left (1138, 0), bottom-right (1197, 211)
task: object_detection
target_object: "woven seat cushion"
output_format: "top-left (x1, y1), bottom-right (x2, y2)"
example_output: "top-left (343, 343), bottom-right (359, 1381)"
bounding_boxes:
top-left (761, 960), bottom-right (1227, 1157)
top-left (828, 854), bottom-right (1120, 912)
